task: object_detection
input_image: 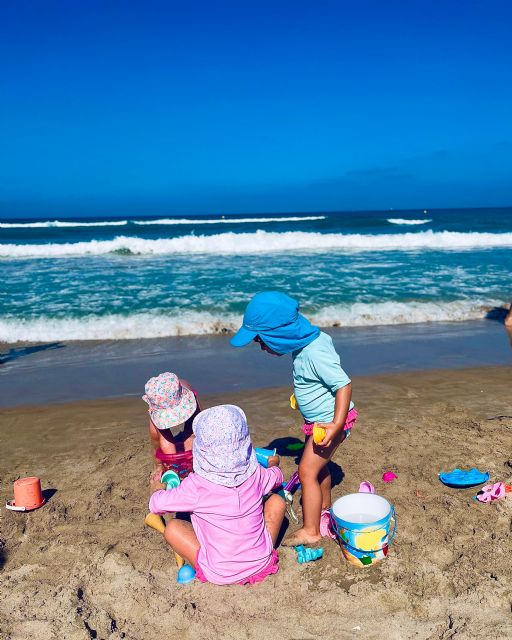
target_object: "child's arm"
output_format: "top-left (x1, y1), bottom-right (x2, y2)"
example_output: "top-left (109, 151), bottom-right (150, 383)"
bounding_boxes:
top-left (149, 477), bottom-right (199, 515)
top-left (316, 383), bottom-right (352, 448)
top-left (260, 466), bottom-right (285, 495)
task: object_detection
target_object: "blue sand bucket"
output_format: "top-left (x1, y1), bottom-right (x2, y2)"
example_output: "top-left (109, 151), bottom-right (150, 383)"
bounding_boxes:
top-left (330, 493), bottom-right (396, 567)
top-left (255, 448), bottom-right (276, 468)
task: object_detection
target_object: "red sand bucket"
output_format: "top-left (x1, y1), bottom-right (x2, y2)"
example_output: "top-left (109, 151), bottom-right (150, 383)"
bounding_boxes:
top-left (6, 477), bottom-right (46, 512)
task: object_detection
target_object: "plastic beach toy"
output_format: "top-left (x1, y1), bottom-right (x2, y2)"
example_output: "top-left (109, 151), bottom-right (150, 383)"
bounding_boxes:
top-left (294, 545), bottom-right (323, 563)
top-left (313, 424), bottom-right (326, 445)
top-left (6, 477), bottom-right (46, 512)
top-left (438, 468), bottom-right (490, 489)
top-left (330, 493), bottom-right (396, 568)
top-left (358, 481), bottom-right (375, 494)
top-left (144, 513), bottom-right (186, 572)
top-left (473, 482), bottom-right (512, 503)
top-left (286, 442), bottom-right (304, 451)
top-left (177, 564), bottom-right (196, 584)
top-left (290, 393), bottom-right (298, 410)
top-left (382, 472), bottom-right (398, 483)
top-left (161, 470), bottom-right (180, 490)
top-left (255, 448), bottom-right (277, 468)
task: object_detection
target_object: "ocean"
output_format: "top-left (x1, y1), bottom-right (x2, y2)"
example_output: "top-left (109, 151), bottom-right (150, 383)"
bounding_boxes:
top-left (1, 207), bottom-right (511, 343)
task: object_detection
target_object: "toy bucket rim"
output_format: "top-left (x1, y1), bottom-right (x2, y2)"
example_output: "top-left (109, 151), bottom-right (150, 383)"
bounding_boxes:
top-left (6, 498), bottom-right (46, 512)
top-left (330, 493), bottom-right (393, 530)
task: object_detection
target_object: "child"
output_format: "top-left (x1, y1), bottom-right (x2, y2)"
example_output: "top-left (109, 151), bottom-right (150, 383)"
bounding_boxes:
top-left (148, 404), bottom-right (286, 585)
top-left (143, 372), bottom-right (201, 491)
top-left (230, 291), bottom-right (357, 547)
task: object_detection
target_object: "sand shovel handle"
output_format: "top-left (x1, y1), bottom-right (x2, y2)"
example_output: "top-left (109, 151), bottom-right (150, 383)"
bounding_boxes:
top-left (144, 513), bottom-right (185, 568)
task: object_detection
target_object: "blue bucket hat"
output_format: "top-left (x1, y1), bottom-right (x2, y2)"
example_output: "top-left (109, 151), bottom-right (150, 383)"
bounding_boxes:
top-left (230, 291), bottom-right (320, 355)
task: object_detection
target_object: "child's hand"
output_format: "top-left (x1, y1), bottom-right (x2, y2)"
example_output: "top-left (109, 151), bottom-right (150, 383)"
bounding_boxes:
top-left (267, 454), bottom-right (281, 468)
top-left (314, 422), bottom-right (342, 448)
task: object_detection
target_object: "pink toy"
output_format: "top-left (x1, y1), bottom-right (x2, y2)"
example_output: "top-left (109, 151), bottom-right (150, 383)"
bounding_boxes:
top-left (358, 481), bottom-right (375, 493)
top-left (474, 482), bottom-right (511, 503)
top-left (382, 472), bottom-right (398, 483)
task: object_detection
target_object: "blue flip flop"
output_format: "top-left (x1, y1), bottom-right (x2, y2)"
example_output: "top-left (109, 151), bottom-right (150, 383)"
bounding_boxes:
top-left (438, 468), bottom-right (490, 489)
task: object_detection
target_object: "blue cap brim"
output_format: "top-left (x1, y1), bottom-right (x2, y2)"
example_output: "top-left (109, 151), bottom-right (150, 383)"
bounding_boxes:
top-left (230, 326), bottom-right (257, 347)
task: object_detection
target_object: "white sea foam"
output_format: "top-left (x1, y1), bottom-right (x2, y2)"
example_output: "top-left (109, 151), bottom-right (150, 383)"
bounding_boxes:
top-left (0, 220), bottom-right (128, 228)
top-left (0, 311), bottom-right (241, 342)
top-left (311, 299), bottom-right (503, 327)
top-left (132, 215), bottom-right (326, 225)
top-left (387, 218), bottom-right (432, 225)
top-left (2, 230), bottom-right (512, 258)
top-left (0, 300), bottom-right (505, 342)
top-left (0, 215), bottom-right (325, 229)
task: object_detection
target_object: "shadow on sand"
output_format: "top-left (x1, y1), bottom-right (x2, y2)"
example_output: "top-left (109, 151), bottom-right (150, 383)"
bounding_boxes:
top-left (0, 342), bottom-right (65, 366)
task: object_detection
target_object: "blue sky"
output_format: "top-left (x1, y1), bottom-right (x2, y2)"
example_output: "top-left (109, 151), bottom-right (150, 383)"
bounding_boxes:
top-left (1, 0), bottom-right (511, 217)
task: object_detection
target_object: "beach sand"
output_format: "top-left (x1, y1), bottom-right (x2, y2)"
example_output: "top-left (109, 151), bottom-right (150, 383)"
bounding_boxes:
top-left (1, 366), bottom-right (511, 639)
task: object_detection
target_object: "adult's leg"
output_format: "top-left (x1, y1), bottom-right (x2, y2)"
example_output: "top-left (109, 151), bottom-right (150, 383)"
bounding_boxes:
top-left (164, 519), bottom-right (200, 567)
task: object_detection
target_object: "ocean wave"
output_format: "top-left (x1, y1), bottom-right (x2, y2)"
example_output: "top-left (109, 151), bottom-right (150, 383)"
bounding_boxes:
top-left (0, 215), bottom-right (326, 229)
top-left (387, 218), bottom-right (432, 225)
top-left (0, 300), bottom-right (505, 342)
top-left (0, 220), bottom-right (128, 228)
top-left (132, 215), bottom-right (326, 225)
top-left (2, 230), bottom-right (512, 258)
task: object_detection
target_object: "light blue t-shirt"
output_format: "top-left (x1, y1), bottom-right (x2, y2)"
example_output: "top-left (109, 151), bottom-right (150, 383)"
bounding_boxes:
top-left (292, 332), bottom-right (353, 423)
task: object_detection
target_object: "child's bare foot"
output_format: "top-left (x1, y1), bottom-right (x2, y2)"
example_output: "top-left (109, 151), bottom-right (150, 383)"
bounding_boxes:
top-left (282, 528), bottom-right (322, 547)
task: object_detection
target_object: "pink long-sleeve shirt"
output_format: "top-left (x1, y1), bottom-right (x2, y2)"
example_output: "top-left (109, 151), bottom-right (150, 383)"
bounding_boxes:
top-left (149, 465), bottom-right (284, 585)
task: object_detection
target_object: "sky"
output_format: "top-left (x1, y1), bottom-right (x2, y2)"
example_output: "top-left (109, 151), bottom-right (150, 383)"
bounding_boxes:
top-left (1, 0), bottom-right (512, 217)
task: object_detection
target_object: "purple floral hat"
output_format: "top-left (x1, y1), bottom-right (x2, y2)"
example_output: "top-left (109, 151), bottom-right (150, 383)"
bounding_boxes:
top-left (142, 372), bottom-right (197, 431)
top-left (192, 405), bottom-right (258, 487)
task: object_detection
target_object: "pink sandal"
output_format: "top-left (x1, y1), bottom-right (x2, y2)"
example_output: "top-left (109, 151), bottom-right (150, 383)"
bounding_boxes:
top-left (474, 482), bottom-right (511, 503)
top-left (320, 509), bottom-right (336, 539)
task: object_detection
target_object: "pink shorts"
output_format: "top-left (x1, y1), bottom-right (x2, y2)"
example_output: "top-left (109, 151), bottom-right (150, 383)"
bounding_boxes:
top-left (195, 549), bottom-right (279, 586)
top-left (302, 407), bottom-right (358, 437)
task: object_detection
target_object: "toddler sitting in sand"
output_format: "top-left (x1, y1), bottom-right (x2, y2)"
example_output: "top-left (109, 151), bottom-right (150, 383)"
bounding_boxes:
top-left (149, 404), bottom-right (286, 585)
top-left (143, 372), bottom-right (201, 491)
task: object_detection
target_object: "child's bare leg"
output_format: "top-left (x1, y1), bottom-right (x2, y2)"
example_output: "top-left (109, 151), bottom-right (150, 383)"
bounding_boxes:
top-left (319, 431), bottom-right (348, 510)
top-left (164, 519), bottom-right (200, 567)
top-left (318, 466), bottom-right (332, 511)
top-left (283, 431), bottom-right (345, 546)
top-left (149, 419), bottom-right (178, 490)
top-left (157, 429), bottom-right (178, 455)
top-left (264, 494), bottom-right (286, 546)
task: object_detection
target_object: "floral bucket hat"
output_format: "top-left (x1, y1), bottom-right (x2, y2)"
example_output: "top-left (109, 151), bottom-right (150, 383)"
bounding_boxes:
top-left (193, 405), bottom-right (258, 487)
top-left (142, 372), bottom-right (197, 431)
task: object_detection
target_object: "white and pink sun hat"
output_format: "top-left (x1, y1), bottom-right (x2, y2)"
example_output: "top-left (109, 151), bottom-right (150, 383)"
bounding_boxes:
top-left (142, 372), bottom-right (197, 431)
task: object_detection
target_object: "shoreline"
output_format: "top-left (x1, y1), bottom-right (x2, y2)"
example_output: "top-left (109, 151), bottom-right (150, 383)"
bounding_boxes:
top-left (1, 318), bottom-right (511, 408)
top-left (1, 366), bottom-right (511, 639)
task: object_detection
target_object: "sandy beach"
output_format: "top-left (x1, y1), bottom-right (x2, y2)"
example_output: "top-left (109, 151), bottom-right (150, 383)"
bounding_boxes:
top-left (1, 365), bottom-right (511, 640)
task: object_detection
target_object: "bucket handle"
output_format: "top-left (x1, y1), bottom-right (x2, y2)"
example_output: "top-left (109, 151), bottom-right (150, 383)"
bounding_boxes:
top-left (330, 507), bottom-right (397, 554)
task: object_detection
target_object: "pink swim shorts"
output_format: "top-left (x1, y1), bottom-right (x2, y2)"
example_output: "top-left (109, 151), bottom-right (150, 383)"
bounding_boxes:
top-left (302, 407), bottom-right (358, 437)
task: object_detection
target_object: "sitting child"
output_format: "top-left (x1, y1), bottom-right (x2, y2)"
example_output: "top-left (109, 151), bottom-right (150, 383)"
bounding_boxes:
top-left (143, 372), bottom-right (201, 491)
top-left (148, 404), bottom-right (286, 585)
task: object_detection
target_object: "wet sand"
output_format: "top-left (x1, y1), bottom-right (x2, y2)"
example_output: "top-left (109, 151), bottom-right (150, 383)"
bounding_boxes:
top-left (1, 366), bottom-right (512, 639)
top-left (1, 319), bottom-right (511, 407)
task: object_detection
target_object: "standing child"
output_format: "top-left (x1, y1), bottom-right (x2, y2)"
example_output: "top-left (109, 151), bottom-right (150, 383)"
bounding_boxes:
top-left (143, 372), bottom-right (201, 491)
top-left (148, 404), bottom-right (286, 585)
top-left (230, 291), bottom-right (357, 546)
